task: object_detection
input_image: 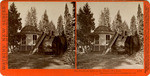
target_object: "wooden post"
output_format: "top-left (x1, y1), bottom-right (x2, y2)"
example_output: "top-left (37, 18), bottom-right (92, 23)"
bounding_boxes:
top-left (103, 32), bottom-right (119, 55)
top-left (98, 35), bottom-right (100, 51)
top-left (94, 37), bottom-right (95, 51)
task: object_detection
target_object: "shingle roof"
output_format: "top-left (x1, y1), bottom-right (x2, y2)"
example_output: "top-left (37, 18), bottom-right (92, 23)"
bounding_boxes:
top-left (94, 26), bottom-right (114, 34)
top-left (21, 25), bottom-right (41, 34)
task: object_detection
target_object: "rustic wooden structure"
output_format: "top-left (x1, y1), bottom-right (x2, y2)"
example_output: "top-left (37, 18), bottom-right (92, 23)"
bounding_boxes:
top-left (20, 25), bottom-right (41, 51)
top-left (92, 26), bottom-right (115, 53)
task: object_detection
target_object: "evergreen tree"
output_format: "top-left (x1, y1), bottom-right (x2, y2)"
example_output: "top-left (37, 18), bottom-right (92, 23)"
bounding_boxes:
top-left (64, 3), bottom-right (69, 21)
top-left (61, 2), bottom-right (76, 65)
top-left (116, 10), bottom-right (122, 24)
top-left (136, 4), bottom-right (143, 59)
top-left (49, 21), bottom-right (56, 35)
top-left (112, 10), bottom-right (123, 34)
top-left (77, 3), bottom-right (95, 35)
top-left (43, 10), bottom-right (49, 23)
top-left (71, 2), bottom-right (75, 51)
top-left (77, 3), bottom-right (95, 45)
top-left (111, 20), bottom-right (116, 31)
top-left (130, 15), bottom-right (137, 36)
top-left (77, 8), bottom-right (84, 29)
top-left (137, 4), bottom-right (143, 44)
top-left (104, 8), bottom-right (110, 27)
top-left (122, 21), bottom-right (129, 36)
top-left (134, 4), bottom-right (143, 65)
top-left (57, 15), bottom-right (64, 35)
top-left (8, 2), bottom-right (22, 50)
top-left (99, 8), bottom-right (110, 28)
top-left (25, 7), bottom-right (37, 27)
top-left (25, 11), bottom-right (31, 26)
top-left (64, 3), bottom-right (74, 50)
top-left (137, 4), bottom-right (142, 19)
top-left (39, 10), bottom-right (49, 32)
top-left (99, 11), bottom-right (105, 26)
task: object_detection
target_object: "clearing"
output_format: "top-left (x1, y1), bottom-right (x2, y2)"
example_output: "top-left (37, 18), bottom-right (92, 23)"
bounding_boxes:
top-left (8, 52), bottom-right (74, 69)
top-left (77, 52), bottom-right (143, 69)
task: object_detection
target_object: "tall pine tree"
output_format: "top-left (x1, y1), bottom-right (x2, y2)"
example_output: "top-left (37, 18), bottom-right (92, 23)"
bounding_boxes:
top-left (25, 7), bottom-right (37, 27)
top-left (99, 11), bottom-right (105, 26)
top-left (112, 10), bottom-right (123, 34)
top-left (77, 3), bottom-right (95, 45)
top-left (64, 3), bottom-right (73, 50)
top-left (122, 21), bottom-right (129, 36)
top-left (99, 8), bottom-right (110, 28)
top-left (39, 10), bottom-right (49, 32)
top-left (134, 4), bottom-right (144, 65)
top-left (49, 21), bottom-right (56, 36)
top-left (137, 4), bottom-right (143, 44)
top-left (57, 15), bottom-right (64, 35)
top-left (8, 2), bottom-right (22, 50)
top-left (130, 15), bottom-right (137, 36)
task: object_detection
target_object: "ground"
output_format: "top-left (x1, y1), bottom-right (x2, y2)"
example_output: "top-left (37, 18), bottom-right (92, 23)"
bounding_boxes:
top-left (9, 51), bottom-right (143, 69)
top-left (77, 51), bottom-right (144, 69)
top-left (8, 52), bottom-right (74, 69)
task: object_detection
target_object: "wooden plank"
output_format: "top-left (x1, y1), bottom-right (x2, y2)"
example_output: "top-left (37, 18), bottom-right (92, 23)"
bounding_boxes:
top-left (103, 32), bottom-right (119, 55)
top-left (29, 32), bottom-right (47, 55)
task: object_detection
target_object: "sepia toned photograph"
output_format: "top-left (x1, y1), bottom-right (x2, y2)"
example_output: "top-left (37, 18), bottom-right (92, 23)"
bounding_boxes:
top-left (8, 2), bottom-right (75, 69)
top-left (77, 2), bottom-right (144, 69)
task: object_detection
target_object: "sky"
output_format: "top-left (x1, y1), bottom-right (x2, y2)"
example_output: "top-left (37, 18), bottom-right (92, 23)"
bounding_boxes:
top-left (8, 2), bottom-right (73, 28)
top-left (77, 2), bottom-right (143, 28)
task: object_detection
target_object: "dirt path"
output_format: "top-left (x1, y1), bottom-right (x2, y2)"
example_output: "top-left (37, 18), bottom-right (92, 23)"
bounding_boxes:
top-left (8, 53), bottom-right (73, 69)
top-left (77, 52), bottom-right (143, 69)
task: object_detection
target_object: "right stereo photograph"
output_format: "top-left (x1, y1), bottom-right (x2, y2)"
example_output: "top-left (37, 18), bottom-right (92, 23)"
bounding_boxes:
top-left (77, 2), bottom-right (144, 69)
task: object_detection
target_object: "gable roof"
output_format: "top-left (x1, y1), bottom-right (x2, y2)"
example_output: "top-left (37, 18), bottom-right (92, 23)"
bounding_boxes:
top-left (94, 26), bottom-right (114, 34)
top-left (21, 25), bottom-right (41, 34)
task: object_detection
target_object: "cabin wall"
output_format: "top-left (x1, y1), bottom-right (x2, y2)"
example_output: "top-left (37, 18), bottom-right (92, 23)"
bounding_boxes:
top-left (20, 34), bottom-right (40, 51)
top-left (99, 34), bottom-right (106, 45)
top-left (94, 34), bottom-right (113, 52)
top-left (26, 34), bottom-right (39, 45)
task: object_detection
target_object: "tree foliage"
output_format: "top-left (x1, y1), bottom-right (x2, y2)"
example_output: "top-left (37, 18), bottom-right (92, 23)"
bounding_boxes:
top-left (39, 10), bottom-right (49, 32)
top-left (57, 15), bottom-right (64, 35)
top-left (130, 15), bottom-right (137, 36)
top-left (78, 3), bottom-right (95, 35)
top-left (122, 21), bottom-right (130, 36)
top-left (99, 8), bottom-right (110, 28)
top-left (77, 3), bottom-right (95, 45)
top-left (8, 2), bottom-right (22, 48)
top-left (133, 4), bottom-right (144, 65)
top-left (137, 4), bottom-right (143, 45)
top-left (64, 3), bottom-right (73, 49)
top-left (49, 21), bottom-right (56, 35)
top-left (25, 7), bottom-right (37, 27)
top-left (112, 10), bottom-right (123, 34)
top-left (116, 10), bottom-right (122, 24)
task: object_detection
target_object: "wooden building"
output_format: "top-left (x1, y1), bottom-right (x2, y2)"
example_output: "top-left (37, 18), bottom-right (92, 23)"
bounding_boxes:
top-left (20, 25), bottom-right (42, 51)
top-left (93, 26), bottom-right (115, 53)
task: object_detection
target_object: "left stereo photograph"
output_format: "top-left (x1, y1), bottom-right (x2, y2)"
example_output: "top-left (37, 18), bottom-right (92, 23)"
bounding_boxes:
top-left (8, 2), bottom-right (75, 69)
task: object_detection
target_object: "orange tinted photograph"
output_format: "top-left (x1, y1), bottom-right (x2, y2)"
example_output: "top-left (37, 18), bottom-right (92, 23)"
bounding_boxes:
top-left (77, 2), bottom-right (144, 69)
top-left (8, 2), bottom-right (75, 69)
top-left (0, 0), bottom-right (150, 76)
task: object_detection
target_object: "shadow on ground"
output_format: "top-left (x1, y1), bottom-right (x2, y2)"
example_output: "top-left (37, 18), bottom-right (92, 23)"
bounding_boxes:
top-left (77, 52), bottom-right (143, 69)
top-left (8, 52), bottom-right (73, 69)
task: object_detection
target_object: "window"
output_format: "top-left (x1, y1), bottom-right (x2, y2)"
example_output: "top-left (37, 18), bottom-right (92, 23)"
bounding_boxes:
top-left (22, 37), bottom-right (26, 44)
top-left (33, 35), bottom-right (37, 44)
top-left (95, 36), bottom-right (99, 44)
top-left (106, 35), bottom-right (110, 44)
top-left (106, 35), bottom-right (110, 40)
